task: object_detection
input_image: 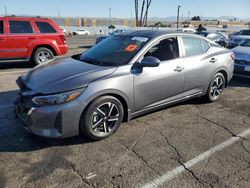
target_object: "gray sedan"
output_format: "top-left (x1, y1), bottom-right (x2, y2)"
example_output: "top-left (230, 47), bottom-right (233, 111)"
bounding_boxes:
top-left (15, 30), bottom-right (235, 140)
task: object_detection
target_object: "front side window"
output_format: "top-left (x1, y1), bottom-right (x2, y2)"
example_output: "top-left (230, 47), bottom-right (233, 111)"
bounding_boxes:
top-left (0, 21), bottom-right (3, 34)
top-left (182, 37), bottom-right (204, 57)
top-left (9, 21), bottom-right (33, 34)
top-left (36, 22), bottom-right (56, 33)
top-left (145, 37), bottom-right (179, 61)
top-left (79, 35), bottom-right (149, 66)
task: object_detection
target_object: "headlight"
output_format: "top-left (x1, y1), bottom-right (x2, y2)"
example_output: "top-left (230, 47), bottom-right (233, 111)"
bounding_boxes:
top-left (32, 88), bottom-right (85, 106)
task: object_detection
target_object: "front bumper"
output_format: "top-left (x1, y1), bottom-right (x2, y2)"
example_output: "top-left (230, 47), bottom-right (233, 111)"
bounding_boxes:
top-left (14, 93), bottom-right (85, 138)
top-left (234, 64), bottom-right (250, 77)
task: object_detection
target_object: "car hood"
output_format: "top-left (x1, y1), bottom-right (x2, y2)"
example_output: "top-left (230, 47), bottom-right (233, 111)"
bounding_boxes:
top-left (232, 46), bottom-right (250, 61)
top-left (19, 58), bottom-right (117, 95)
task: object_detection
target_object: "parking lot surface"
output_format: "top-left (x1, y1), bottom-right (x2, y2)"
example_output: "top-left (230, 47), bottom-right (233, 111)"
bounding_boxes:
top-left (0, 36), bottom-right (250, 188)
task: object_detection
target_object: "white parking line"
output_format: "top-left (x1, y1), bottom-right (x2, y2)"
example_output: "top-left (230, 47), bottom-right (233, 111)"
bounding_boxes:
top-left (141, 128), bottom-right (250, 188)
top-left (0, 104), bottom-right (13, 109)
top-left (0, 70), bottom-right (26, 76)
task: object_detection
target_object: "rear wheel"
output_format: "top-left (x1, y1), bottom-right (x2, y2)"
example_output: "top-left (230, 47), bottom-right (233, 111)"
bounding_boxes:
top-left (204, 73), bottom-right (225, 102)
top-left (32, 47), bottom-right (54, 65)
top-left (80, 96), bottom-right (124, 140)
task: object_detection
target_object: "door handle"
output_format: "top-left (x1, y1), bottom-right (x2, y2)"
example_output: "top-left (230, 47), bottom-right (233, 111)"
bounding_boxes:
top-left (210, 58), bottom-right (217, 63)
top-left (174, 66), bottom-right (184, 72)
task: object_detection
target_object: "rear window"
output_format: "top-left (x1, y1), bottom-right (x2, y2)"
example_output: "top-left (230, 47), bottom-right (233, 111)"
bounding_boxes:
top-left (9, 21), bottom-right (33, 34)
top-left (182, 37), bottom-right (204, 57)
top-left (0, 21), bottom-right (3, 34)
top-left (36, 21), bottom-right (57, 33)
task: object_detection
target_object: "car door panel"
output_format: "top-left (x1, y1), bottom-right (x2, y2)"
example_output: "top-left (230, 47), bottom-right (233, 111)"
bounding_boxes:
top-left (0, 19), bottom-right (9, 59)
top-left (133, 58), bottom-right (185, 111)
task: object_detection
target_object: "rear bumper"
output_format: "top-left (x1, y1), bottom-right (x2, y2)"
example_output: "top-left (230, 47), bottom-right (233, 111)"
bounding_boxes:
top-left (234, 64), bottom-right (250, 77)
top-left (57, 45), bottom-right (68, 56)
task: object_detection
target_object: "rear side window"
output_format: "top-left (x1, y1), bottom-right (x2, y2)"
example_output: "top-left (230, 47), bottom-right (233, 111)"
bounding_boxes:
top-left (238, 30), bottom-right (250, 36)
top-left (182, 37), bottom-right (203, 57)
top-left (0, 21), bottom-right (3, 34)
top-left (201, 39), bottom-right (210, 52)
top-left (9, 21), bottom-right (33, 34)
top-left (36, 22), bottom-right (57, 33)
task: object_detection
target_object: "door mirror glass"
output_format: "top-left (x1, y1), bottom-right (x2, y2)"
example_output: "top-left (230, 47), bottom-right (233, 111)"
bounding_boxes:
top-left (141, 56), bottom-right (160, 67)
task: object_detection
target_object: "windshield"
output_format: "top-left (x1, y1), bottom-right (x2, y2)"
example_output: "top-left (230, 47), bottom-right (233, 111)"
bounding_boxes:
top-left (238, 30), bottom-right (250, 36)
top-left (80, 35), bottom-right (149, 66)
top-left (241, 40), bottom-right (250, 47)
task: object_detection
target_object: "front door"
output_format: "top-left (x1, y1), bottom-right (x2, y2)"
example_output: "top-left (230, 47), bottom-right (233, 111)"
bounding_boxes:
top-left (133, 37), bottom-right (185, 111)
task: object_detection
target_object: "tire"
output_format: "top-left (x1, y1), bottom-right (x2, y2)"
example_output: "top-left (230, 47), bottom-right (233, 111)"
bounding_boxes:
top-left (80, 96), bottom-right (124, 140)
top-left (32, 47), bottom-right (54, 65)
top-left (204, 73), bottom-right (226, 102)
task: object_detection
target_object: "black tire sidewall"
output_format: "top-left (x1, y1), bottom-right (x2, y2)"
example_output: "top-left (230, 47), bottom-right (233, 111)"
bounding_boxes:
top-left (207, 73), bottom-right (225, 102)
top-left (80, 96), bottom-right (124, 140)
top-left (33, 47), bottom-right (54, 65)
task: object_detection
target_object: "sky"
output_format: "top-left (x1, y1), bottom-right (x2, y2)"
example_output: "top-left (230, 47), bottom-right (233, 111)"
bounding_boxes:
top-left (0, 0), bottom-right (250, 19)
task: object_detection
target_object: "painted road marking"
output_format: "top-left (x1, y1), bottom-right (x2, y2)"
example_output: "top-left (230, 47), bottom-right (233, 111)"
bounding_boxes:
top-left (141, 128), bottom-right (250, 188)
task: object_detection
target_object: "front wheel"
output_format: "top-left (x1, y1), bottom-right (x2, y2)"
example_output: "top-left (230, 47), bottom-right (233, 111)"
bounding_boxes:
top-left (204, 73), bottom-right (226, 102)
top-left (80, 96), bottom-right (124, 140)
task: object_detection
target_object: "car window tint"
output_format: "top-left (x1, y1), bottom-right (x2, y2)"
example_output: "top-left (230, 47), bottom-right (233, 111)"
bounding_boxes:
top-left (201, 39), bottom-right (210, 52)
top-left (0, 21), bottom-right (3, 34)
top-left (182, 37), bottom-right (203, 57)
top-left (36, 22), bottom-right (57, 33)
top-left (145, 38), bottom-right (179, 61)
top-left (9, 21), bottom-right (33, 34)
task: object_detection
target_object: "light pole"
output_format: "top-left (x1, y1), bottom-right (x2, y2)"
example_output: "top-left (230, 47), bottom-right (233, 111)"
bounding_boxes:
top-left (177, 5), bottom-right (181, 29)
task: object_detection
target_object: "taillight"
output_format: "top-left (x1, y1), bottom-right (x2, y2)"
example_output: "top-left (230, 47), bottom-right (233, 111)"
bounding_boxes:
top-left (59, 34), bottom-right (66, 44)
top-left (230, 53), bottom-right (235, 61)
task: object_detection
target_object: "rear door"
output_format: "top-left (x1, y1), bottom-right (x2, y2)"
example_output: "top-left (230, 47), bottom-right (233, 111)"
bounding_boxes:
top-left (6, 19), bottom-right (35, 59)
top-left (0, 19), bottom-right (9, 60)
top-left (180, 36), bottom-right (216, 96)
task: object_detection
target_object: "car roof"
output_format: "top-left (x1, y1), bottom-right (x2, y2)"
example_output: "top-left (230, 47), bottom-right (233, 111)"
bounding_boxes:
top-left (0, 16), bottom-right (50, 21)
top-left (120, 30), bottom-right (185, 38)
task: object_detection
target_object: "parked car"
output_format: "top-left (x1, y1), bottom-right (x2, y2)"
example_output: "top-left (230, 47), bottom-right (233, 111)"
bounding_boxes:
top-left (232, 39), bottom-right (250, 77)
top-left (228, 29), bottom-right (250, 48)
top-left (15, 30), bottom-right (234, 140)
top-left (73, 29), bottom-right (90, 36)
top-left (60, 27), bottom-right (67, 35)
top-left (196, 31), bottom-right (228, 47)
top-left (0, 16), bottom-right (68, 65)
top-left (96, 29), bottom-right (125, 44)
top-left (176, 28), bottom-right (196, 33)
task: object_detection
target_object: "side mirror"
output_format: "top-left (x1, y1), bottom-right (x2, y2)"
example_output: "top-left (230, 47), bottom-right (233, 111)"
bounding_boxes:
top-left (141, 56), bottom-right (160, 67)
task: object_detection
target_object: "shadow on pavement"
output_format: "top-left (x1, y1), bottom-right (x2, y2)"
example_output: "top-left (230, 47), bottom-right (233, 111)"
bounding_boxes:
top-left (228, 76), bottom-right (250, 88)
top-left (0, 90), bottom-right (92, 153)
top-left (0, 61), bottom-right (35, 70)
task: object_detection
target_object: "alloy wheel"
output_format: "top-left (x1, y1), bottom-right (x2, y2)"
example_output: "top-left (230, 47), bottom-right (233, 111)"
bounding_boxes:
top-left (210, 76), bottom-right (224, 100)
top-left (91, 102), bottom-right (120, 135)
top-left (37, 51), bottom-right (52, 64)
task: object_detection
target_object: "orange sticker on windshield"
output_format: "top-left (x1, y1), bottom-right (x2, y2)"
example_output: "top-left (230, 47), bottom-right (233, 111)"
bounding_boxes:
top-left (124, 44), bottom-right (138, 52)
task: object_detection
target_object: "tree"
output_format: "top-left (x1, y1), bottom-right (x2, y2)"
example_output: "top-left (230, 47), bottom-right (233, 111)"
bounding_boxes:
top-left (191, 16), bottom-right (201, 21)
top-left (134, 0), bottom-right (152, 27)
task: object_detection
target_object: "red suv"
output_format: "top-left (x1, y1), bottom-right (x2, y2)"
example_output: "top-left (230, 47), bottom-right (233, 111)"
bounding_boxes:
top-left (0, 16), bottom-right (68, 65)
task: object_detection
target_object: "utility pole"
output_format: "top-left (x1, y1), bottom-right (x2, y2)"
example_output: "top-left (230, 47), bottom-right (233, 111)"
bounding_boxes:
top-left (177, 5), bottom-right (181, 29)
top-left (109, 8), bottom-right (112, 19)
top-left (57, 7), bottom-right (61, 17)
top-left (4, 4), bottom-right (7, 16)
